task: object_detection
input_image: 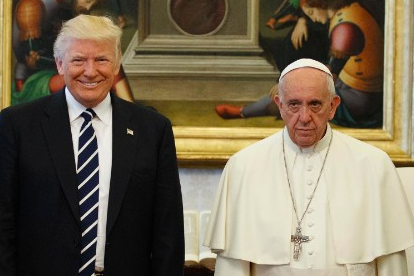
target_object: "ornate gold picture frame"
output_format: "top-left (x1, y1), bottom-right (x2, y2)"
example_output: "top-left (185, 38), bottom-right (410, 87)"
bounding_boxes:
top-left (1, 0), bottom-right (413, 166)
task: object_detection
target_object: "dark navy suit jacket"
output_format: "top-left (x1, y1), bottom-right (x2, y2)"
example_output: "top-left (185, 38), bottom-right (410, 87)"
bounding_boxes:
top-left (0, 90), bottom-right (184, 276)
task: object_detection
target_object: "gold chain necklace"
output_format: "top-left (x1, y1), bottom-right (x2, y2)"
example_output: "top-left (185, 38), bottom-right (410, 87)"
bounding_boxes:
top-left (282, 128), bottom-right (333, 261)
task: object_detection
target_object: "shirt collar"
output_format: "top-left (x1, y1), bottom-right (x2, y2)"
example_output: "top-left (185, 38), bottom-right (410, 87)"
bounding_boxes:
top-left (65, 87), bottom-right (112, 125)
top-left (284, 124), bottom-right (332, 154)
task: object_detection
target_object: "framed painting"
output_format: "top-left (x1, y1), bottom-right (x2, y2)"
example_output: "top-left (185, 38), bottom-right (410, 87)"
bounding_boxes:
top-left (1, 0), bottom-right (413, 166)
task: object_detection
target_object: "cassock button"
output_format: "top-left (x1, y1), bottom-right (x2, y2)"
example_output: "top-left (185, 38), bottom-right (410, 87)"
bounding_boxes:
top-left (308, 222), bottom-right (314, 227)
top-left (307, 208), bottom-right (314, 214)
top-left (306, 165), bottom-right (313, 171)
top-left (308, 265), bottom-right (315, 269)
top-left (307, 181), bottom-right (313, 186)
top-left (308, 251), bottom-right (314, 255)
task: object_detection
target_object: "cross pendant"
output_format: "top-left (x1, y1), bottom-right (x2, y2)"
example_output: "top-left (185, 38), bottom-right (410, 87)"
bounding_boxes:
top-left (291, 226), bottom-right (310, 261)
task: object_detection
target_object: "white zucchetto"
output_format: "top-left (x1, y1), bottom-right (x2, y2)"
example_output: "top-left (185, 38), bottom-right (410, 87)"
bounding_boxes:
top-left (279, 58), bottom-right (333, 81)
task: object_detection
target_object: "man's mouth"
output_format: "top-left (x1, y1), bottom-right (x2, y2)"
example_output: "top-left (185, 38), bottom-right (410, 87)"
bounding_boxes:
top-left (80, 81), bottom-right (100, 87)
top-left (297, 128), bottom-right (313, 131)
top-left (296, 128), bottom-right (315, 135)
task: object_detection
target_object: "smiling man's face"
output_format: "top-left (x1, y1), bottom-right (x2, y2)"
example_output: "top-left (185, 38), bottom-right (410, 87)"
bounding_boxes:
top-left (55, 38), bottom-right (120, 108)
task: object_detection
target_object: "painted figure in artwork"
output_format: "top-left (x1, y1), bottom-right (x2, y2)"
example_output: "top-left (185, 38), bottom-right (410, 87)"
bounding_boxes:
top-left (216, 0), bottom-right (384, 129)
top-left (264, 0), bottom-right (330, 72)
top-left (216, 0), bottom-right (330, 122)
top-left (308, 0), bottom-right (384, 128)
top-left (11, 0), bottom-right (134, 105)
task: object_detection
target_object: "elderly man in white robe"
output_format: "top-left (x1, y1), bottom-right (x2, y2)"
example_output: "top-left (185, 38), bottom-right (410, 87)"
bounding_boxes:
top-left (204, 58), bottom-right (414, 276)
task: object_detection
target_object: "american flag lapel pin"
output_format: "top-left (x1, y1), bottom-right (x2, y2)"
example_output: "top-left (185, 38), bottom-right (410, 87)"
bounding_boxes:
top-left (127, 128), bottom-right (134, 135)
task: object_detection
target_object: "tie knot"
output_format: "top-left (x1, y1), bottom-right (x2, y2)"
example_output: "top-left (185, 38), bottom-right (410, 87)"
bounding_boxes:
top-left (80, 109), bottom-right (96, 122)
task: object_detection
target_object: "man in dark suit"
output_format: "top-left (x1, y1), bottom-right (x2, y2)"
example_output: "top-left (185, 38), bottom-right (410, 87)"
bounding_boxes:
top-left (0, 14), bottom-right (184, 276)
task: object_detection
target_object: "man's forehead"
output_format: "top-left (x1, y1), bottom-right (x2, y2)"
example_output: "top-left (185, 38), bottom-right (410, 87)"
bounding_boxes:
top-left (284, 94), bottom-right (325, 103)
top-left (282, 70), bottom-right (328, 91)
top-left (282, 83), bottom-right (329, 102)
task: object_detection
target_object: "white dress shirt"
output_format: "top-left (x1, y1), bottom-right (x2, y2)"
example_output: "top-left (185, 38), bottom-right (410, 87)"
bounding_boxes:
top-left (66, 89), bottom-right (112, 270)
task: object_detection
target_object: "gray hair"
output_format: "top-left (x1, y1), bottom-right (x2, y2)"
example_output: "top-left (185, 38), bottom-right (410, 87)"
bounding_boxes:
top-left (278, 69), bottom-right (336, 100)
top-left (53, 14), bottom-right (123, 66)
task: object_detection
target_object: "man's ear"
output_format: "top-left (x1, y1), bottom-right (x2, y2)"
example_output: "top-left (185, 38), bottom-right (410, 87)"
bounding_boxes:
top-left (329, 95), bottom-right (341, 120)
top-left (114, 63), bottom-right (121, 76)
top-left (274, 94), bottom-right (282, 110)
top-left (55, 58), bottom-right (64, 75)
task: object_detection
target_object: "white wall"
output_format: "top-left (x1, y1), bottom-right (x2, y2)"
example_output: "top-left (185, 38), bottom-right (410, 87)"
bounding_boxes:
top-left (179, 168), bottom-right (221, 212)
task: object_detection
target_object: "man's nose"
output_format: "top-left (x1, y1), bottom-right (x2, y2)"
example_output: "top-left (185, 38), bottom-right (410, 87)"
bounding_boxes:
top-left (298, 106), bottom-right (312, 122)
top-left (83, 60), bottom-right (98, 77)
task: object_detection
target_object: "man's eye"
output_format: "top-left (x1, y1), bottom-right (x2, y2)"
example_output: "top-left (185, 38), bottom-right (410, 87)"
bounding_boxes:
top-left (310, 102), bottom-right (322, 111)
top-left (288, 103), bottom-right (300, 112)
top-left (72, 59), bottom-right (84, 65)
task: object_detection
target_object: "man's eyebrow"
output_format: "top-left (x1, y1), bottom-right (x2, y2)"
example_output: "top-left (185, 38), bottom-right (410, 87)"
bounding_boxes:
top-left (308, 99), bottom-right (323, 104)
top-left (287, 99), bottom-right (300, 103)
top-left (69, 53), bottom-right (84, 58)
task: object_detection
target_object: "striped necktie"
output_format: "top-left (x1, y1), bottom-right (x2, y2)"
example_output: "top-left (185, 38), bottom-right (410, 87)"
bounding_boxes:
top-left (77, 108), bottom-right (99, 276)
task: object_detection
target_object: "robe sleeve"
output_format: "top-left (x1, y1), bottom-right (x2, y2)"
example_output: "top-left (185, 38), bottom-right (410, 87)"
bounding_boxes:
top-left (376, 251), bottom-right (408, 276)
top-left (214, 255), bottom-right (251, 276)
top-left (346, 261), bottom-right (376, 275)
top-left (345, 246), bottom-right (409, 275)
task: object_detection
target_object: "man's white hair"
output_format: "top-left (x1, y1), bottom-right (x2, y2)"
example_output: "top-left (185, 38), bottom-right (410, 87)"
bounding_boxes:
top-left (53, 14), bottom-right (122, 66)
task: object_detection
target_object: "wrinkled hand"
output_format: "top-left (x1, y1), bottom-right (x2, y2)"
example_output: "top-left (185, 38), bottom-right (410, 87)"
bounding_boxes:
top-left (291, 18), bottom-right (307, 50)
top-left (25, 50), bottom-right (40, 69)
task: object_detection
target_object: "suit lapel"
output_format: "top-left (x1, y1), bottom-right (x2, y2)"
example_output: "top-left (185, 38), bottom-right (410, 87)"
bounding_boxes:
top-left (41, 90), bottom-right (80, 221)
top-left (106, 95), bottom-right (137, 235)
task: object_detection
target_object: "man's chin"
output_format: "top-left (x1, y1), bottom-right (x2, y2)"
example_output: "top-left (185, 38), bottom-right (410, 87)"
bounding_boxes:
top-left (294, 136), bottom-right (317, 148)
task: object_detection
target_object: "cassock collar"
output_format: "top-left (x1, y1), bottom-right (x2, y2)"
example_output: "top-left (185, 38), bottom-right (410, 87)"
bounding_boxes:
top-left (283, 124), bottom-right (332, 154)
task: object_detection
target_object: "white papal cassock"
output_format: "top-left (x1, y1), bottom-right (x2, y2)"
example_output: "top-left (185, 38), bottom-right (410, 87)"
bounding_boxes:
top-left (204, 125), bottom-right (414, 276)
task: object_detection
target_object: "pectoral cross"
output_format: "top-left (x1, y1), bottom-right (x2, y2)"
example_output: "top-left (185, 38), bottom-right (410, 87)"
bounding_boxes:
top-left (291, 226), bottom-right (309, 261)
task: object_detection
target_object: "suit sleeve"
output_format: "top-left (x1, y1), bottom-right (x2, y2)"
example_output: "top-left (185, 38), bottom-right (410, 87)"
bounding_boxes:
top-left (151, 119), bottom-right (184, 276)
top-left (0, 109), bottom-right (19, 276)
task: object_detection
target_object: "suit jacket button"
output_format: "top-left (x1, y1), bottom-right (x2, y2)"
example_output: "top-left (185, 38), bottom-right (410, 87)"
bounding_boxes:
top-left (73, 239), bottom-right (80, 247)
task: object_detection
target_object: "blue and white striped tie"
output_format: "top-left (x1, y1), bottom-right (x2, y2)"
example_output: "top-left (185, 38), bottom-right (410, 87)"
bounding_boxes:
top-left (77, 109), bottom-right (99, 276)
